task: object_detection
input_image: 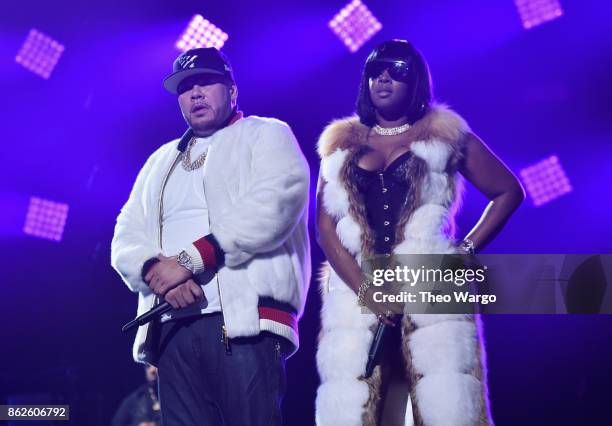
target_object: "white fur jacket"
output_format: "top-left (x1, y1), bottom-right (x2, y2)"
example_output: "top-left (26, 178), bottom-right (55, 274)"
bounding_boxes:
top-left (111, 116), bottom-right (311, 362)
top-left (315, 105), bottom-right (493, 426)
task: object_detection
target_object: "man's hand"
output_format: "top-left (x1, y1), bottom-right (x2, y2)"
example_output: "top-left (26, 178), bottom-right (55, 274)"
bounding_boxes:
top-left (164, 279), bottom-right (205, 309)
top-left (145, 254), bottom-right (193, 297)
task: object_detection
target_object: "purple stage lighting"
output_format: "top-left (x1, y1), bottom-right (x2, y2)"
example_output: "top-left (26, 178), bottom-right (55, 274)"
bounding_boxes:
top-left (329, 0), bottom-right (382, 53)
top-left (515, 0), bottom-right (564, 29)
top-left (520, 155), bottom-right (572, 207)
top-left (15, 29), bottom-right (65, 79)
top-left (176, 14), bottom-right (228, 51)
top-left (23, 197), bottom-right (69, 242)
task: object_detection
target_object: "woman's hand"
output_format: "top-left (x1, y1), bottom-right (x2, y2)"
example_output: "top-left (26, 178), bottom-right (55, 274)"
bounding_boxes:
top-left (458, 132), bottom-right (525, 251)
top-left (318, 176), bottom-right (402, 326)
top-left (361, 284), bottom-right (401, 326)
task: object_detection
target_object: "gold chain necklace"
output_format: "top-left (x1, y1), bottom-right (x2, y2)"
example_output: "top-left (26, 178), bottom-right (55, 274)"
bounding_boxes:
top-left (181, 137), bottom-right (207, 171)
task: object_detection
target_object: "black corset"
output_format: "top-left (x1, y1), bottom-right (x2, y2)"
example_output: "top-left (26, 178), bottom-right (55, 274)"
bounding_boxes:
top-left (351, 149), bottom-right (412, 254)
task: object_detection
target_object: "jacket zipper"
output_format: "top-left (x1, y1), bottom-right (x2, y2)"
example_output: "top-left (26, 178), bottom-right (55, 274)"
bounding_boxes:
top-left (158, 153), bottom-right (182, 247)
top-left (155, 144), bottom-right (230, 354)
top-left (140, 151), bottom-right (182, 361)
top-left (209, 215), bottom-right (231, 354)
top-left (201, 144), bottom-right (231, 354)
top-left (153, 152), bottom-right (182, 311)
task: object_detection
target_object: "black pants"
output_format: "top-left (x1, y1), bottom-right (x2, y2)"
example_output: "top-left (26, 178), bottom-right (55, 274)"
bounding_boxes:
top-left (156, 313), bottom-right (286, 426)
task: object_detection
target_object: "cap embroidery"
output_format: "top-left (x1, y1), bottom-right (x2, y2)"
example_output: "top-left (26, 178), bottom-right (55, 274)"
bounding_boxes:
top-left (178, 54), bottom-right (198, 69)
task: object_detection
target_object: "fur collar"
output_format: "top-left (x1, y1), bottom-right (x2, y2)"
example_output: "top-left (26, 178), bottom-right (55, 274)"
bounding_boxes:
top-left (317, 104), bottom-right (470, 255)
top-left (317, 103), bottom-right (470, 159)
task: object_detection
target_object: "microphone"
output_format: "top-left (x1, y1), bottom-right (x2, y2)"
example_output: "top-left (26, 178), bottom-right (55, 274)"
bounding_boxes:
top-left (122, 301), bottom-right (173, 333)
top-left (364, 320), bottom-right (388, 378)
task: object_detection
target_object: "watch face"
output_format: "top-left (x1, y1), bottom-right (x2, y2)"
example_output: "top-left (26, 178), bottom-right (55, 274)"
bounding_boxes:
top-left (177, 251), bottom-right (193, 270)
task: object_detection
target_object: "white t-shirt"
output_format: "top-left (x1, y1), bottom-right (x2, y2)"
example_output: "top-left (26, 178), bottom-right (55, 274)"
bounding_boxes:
top-left (159, 137), bottom-right (221, 321)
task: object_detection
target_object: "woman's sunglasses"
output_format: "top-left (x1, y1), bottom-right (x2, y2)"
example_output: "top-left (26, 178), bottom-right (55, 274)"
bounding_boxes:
top-left (366, 60), bottom-right (411, 83)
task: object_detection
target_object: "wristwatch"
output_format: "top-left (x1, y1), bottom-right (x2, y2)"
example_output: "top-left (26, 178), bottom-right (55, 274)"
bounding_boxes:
top-left (177, 250), bottom-right (195, 273)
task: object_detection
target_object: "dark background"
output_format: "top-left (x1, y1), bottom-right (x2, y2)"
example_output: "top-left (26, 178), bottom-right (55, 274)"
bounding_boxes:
top-left (1, 0), bottom-right (612, 424)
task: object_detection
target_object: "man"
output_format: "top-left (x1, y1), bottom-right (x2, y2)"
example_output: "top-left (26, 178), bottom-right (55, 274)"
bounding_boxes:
top-left (111, 364), bottom-right (161, 426)
top-left (111, 47), bottom-right (311, 425)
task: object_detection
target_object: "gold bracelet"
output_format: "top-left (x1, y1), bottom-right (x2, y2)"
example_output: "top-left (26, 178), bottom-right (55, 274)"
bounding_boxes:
top-left (357, 279), bottom-right (373, 306)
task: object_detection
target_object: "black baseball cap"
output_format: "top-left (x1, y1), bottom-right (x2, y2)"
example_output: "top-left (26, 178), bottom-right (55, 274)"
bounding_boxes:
top-left (163, 47), bottom-right (234, 94)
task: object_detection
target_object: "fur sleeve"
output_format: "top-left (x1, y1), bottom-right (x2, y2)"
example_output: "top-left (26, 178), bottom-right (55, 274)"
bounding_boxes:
top-left (209, 120), bottom-right (310, 267)
top-left (110, 154), bottom-right (160, 294)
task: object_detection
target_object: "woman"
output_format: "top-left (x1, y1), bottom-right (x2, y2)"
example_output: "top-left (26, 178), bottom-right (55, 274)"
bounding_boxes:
top-left (315, 40), bottom-right (524, 425)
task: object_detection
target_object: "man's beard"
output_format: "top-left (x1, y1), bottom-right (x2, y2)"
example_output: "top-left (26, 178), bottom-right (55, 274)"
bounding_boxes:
top-left (188, 116), bottom-right (218, 136)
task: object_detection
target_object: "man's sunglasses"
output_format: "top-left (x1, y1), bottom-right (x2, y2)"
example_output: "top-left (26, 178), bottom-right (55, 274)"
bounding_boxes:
top-left (366, 60), bottom-right (411, 83)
